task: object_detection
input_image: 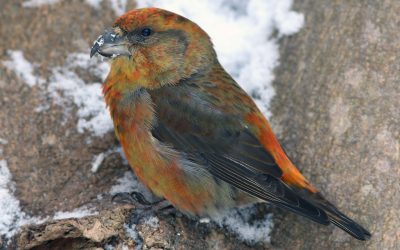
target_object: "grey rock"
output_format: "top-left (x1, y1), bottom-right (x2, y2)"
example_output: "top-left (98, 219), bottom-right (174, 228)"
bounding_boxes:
top-left (270, 1), bottom-right (399, 249)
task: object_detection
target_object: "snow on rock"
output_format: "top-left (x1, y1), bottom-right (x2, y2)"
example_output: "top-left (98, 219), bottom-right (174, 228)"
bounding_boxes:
top-left (214, 205), bottom-right (273, 245)
top-left (0, 152), bottom-right (117, 246)
top-left (1, 50), bottom-right (112, 136)
top-left (109, 0), bottom-right (128, 16)
top-left (53, 206), bottom-right (98, 220)
top-left (47, 53), bottom-right (113, 136)
top-left (270, 0), bottom-right (305, 36)
top-left (84, 0), bottom-right (103, 9)
top-left (23, 0), bottom-right (127, 16)
top-left (110, 171), bottom-right (156, 203)
top-left (85, 0), bottom-right (128, 16)
top-left (109, 171), bottom-right (139, 195)
top-left (143, 216), bottom-right (159, 228)
top-left (90, 147), bottom-right (122, 173)
top-left (22, 0), bottom-right (60, 8)
top-left (2, 50), bottom-right (45, 87)
top-left (136, 0), bottom-right (304, 117)
top-left (124, 223), bottom-right (142, 250)
top-left (199, 218), bottom-right (211, 224)
top-left (0, 160), bottom-right (43, 239)
top-left (91, 152), bottom-right (106, 173)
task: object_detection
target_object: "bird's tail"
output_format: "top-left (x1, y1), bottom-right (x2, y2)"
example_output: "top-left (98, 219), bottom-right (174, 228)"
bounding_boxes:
top-left (309, 192), bottom-right (371, 240)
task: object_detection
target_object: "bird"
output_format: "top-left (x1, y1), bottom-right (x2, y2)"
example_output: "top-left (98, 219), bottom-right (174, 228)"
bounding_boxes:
top-left (90, 7), bottom-right (371, 241)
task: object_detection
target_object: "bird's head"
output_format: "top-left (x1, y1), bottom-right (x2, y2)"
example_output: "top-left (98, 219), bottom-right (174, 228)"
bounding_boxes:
top-left (91, 8), bottom-right (216, 89)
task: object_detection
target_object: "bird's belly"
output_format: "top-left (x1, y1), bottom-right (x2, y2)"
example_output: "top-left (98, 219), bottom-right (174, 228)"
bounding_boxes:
top-left (119, 131), bottom-right (254, 216)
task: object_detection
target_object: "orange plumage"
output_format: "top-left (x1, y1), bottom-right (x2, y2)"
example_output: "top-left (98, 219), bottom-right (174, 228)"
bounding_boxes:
top-left (91, 8), bottom-right (370, 240)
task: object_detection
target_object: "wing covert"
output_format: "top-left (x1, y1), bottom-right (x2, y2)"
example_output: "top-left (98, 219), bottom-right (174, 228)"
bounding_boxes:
top-left (148, 81), bottom-right (329, 225)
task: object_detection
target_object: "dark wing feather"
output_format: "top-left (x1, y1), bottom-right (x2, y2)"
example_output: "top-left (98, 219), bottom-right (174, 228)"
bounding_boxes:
top-left (148, 83), bottom-right (329, 225)
top-left (309, 193), bottom-right (371, 240)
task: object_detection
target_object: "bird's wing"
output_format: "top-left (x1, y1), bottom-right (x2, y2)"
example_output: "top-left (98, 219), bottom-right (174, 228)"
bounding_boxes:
top-left (148, 78), bottom-right (329, 225)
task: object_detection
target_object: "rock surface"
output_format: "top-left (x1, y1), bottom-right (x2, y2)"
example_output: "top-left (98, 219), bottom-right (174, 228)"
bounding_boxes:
top-left (270, 1), bottom-right (399, 249)
top-left (14, 205), bottom-right (137, 249)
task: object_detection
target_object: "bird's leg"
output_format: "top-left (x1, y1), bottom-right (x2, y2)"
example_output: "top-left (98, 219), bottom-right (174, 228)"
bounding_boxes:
top-left (112, 191), bottom-right (175, 215)
top-left (112, 191), bottom-right (150, 209)
top-left (113, 192), bottom-right (177, 224)
top-left (129, 192), bottom-right (154, 206)
top-left (112, 191), bottom-right (160, 207)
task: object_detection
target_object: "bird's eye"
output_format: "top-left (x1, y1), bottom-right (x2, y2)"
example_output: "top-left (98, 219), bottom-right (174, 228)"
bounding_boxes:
top-left (141, 28), bottom-right (152, 37)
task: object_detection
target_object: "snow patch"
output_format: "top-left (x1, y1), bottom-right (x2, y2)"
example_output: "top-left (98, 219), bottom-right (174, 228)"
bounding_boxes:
top-left (2, 50), bottom-right (112, 136)
top-left (91, 147), bottom-right (121, 173)
top-left (84, 0), bottom-right (128, 16)
top-left (271, 0), bottom-right (304, 35)
top-left (47, 53), bottom-right (113, 136)
top-left (199, 218), bottom-right (211, 224)
top-left (85, 0), bottom-right (103, 9)
top-left (53, 206), bottom-right (98, 220)
top-left (23, 0), bottom-right (128, 16)
top-left (91, 152), bottom-right (106, 173)
top-left (143, 216), bottom-right (159, 228)
top-left (2, 50), bottom-right (45, 87)
top-left (22, 0), bottom-right (60, 7)
top-left (109, 0), bottom-right (128, 16)
top-left (214, 205), bottom-right (273, 244)
top-left (109, 171), bottom-right (139, 195)
top-left (124, 223), bottom-right (142, 250)
top-left (104, 244), bottom-right (115, 250)
top-left (34, 103), bottom-right (50, 113)
top-left (136, 0), bottom-right (304, 117)
top-left (110, 171), bottom-right (155, 200)
top-left (0, 138), bottom-right (8, 145)
top-left (0, 160), bottom-right (43, 238)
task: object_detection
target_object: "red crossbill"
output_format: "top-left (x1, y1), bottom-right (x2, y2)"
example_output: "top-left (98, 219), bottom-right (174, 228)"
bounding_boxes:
top-left (90, 8), bottom-right (370, 240)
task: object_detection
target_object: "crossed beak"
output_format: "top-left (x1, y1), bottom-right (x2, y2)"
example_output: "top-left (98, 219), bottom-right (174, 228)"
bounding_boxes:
top-left (90, 29), bottom-right (131, 58)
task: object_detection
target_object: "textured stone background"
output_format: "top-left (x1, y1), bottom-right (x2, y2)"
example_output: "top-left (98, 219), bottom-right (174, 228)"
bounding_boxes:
top-left (270, 1), bottom-right (399, 249)
top-left (0, 0), bottom-right (399, 249)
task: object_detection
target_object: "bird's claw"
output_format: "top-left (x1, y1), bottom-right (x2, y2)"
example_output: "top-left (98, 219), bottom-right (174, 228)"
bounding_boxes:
top-left (112, 191), bottom-right (175, 215)
top-left (112, 191), bottom-right (155, 208)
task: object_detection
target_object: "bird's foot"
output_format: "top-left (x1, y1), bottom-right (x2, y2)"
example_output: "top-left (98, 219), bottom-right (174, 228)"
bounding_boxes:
top-left (112, 191), bottom-right (176, 219)
top-left (112, 191), bottom-right (156, 208)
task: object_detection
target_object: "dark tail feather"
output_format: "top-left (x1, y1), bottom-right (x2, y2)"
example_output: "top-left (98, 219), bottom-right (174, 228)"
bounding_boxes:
top-left (325, 205), bottom-right (371, 240)
top-left (311, 192), bottom-right (371, 241)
